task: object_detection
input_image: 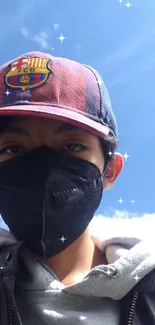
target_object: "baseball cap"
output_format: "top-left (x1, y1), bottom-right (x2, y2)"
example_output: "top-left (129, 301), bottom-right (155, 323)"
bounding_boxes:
top-left (0, 51), bottom-right (118, 139)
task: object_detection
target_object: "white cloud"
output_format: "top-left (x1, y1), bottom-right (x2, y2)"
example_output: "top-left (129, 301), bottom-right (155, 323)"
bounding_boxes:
top-left (21, 27), bottom-right (49, 49)
top-left (32, 33), bottom-right (49, 49)
top-left (75, 44), bottom-right (82, 53)
top-left (0, 0), bottom-right (50, 44)
top-left (105, 28), bottom-right (155, 64)
top-left (1, 210), bottom-right (155, 243)
top-left (39, 31), bottom-right (48, 40)
top-left (53, 23), bottom-right (60, 31)
top-left (105, 76), bottom-right (128, 88)
top-left (89, 210), bottom-right (155, 240)
top-left (21, 27), bottom-right (31, 39)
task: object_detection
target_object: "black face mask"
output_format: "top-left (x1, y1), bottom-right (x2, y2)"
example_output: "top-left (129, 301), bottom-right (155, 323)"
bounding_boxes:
top-left (0, 147), bottom-right (103, 260)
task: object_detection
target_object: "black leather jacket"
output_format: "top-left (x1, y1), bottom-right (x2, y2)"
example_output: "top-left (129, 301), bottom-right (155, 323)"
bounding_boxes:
top-left (0, 243), bottom-right (155, 325)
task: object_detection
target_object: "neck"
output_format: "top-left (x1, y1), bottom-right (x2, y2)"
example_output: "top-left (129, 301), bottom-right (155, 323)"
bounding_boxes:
top-left (45, 229), bottom-right (106, 286)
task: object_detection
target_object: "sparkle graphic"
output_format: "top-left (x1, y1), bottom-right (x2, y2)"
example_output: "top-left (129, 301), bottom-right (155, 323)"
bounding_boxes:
top-left (131, 200), bottom-right (135, 204)
top-left (60, 235), bottom-right (67, 243)
top-left (123, 152), bottom-right (130, 161)
top-left (118, 198), bottom-right (124, 204)
top-left (134, 275), bottom-right (140, 282)
top-left (58, 33), bottom-right (66, 43)
top-left (118, 0), bottom-right (123, 3)
top-left (108, 151), bottom-right (113, 157)
top-left (5, 89), bottom-right (11, 96)
top-left (79, 316), bottom-right (86, 320)
top-left (125, 2), bottom-right (132, 8)
top-left (106, 269), bottom-right (112, 276)
top-left (97, 78), bottom-right (104, 86)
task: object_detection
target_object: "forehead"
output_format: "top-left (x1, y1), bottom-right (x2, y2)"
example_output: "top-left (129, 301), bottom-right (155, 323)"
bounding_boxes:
top-left (0, 115), bottom-right (93, 136)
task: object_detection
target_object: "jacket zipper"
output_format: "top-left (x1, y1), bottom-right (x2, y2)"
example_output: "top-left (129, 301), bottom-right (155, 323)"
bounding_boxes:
top-left (3, 276), bottom-right (13, 325)
top-left (127, 291), bottom-right (138, 325)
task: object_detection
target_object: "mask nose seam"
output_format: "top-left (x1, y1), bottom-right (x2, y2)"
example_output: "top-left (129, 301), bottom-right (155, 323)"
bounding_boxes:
top-left (40, 197), bottom-right (47, 263)
top-left (53, 187), bottom-right (77, 195)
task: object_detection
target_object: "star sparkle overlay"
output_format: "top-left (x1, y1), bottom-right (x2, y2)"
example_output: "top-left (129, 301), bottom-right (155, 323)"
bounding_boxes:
top-left (58, 33), bottom-right (66, 43)
top-left (118, 0), bottom-right (132, 8)
top-left (134, 275), bottom-right (140, 282)
top-left (125, 2), bottom-right (132, 8)
top-left (118, 198), bottom-right (136, 204)
top-left (118, 198), bottom-right (124, 204)
top-left (5, 89), bottom-right (11, 96)
top-left (60, 235), bottom-right (67, 243)
top-left (108, 151), bottom-right (113, 157)
top-left (123, 152), bottom-right (130, 161)
top-left (97, 78), bottom-right (104, 86)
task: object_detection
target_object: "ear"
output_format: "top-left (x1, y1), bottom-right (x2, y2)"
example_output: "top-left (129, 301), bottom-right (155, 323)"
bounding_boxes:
top-left (103, 152), bottom-right (124, 190)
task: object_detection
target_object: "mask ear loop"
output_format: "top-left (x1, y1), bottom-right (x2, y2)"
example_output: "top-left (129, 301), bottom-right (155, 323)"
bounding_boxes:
top-left (97, 153), bottom-right (115, 185)
top-left (95, 169), bottom-right (106, 186)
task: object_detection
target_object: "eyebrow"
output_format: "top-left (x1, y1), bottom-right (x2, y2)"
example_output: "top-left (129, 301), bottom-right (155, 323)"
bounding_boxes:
top-left (0, 120), bottom-right (87, 136)
top-left (0, 123), bottom-right (30, 135)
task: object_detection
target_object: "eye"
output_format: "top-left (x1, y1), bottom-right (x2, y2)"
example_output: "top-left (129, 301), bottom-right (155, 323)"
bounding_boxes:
top-left (0, 145), bottom-right (25, 156)
top-left (62, 143), bottom-right (87, 153)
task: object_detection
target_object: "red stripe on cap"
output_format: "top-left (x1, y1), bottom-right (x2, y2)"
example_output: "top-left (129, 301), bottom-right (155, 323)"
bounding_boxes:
top-left (0, 69), bottom-right (7, 104)
top-left (58, 65), bottom-right (86, 111)
top-left (34, 72), bottom-right (41, 85)
top-left (12, 75), bottom-right (18, 86)
top-left (30, 63), bottom-right (86, 112)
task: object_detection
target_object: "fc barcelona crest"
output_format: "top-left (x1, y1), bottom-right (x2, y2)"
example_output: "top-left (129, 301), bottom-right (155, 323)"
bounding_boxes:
top-left (5, 57), bottom-right (52, 90)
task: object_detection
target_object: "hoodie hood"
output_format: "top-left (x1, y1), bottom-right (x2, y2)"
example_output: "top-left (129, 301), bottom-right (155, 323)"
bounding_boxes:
top-left (0, 216), bottom-right (155, 300)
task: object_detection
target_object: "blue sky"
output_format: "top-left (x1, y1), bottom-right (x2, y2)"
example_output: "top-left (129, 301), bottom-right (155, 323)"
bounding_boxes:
top-left (0, 0), bottom-right (155, 229)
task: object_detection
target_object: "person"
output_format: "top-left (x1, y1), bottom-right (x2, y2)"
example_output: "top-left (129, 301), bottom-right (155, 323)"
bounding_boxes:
top-left (0, 51), bottom-right (154, 325)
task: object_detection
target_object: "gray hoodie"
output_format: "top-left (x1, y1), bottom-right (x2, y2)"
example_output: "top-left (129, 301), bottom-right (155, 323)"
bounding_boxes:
top-left (0, 216), bottom-right (155, 325)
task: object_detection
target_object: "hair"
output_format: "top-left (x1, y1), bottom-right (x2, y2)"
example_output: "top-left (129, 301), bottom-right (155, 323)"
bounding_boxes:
top-left (100, 135), bottom-right (117, 170)
top-left (0, 116), bottom-right (117, 168)
top-left (0, 116), bottom-right (20, 133)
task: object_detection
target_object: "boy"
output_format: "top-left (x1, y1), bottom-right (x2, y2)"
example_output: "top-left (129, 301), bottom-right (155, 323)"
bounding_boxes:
top-left (0, 51), bottom-right (154, 325)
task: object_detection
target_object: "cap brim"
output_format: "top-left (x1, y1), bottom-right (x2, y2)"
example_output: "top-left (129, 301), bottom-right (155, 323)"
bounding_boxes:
top-left (0, 105), bottom-right (110, 138)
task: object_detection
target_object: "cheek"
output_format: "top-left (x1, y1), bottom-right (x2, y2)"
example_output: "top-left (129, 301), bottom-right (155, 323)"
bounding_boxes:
top-left (88, 153), bottom-right (105, 174)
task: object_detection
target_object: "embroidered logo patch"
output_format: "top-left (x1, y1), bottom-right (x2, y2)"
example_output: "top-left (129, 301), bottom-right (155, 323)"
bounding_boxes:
top-left (5, 57), bottom-right (52, 90)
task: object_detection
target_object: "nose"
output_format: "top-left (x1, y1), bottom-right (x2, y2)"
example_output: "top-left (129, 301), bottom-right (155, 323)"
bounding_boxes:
top-left (25, 118), bottom-right (62, 150)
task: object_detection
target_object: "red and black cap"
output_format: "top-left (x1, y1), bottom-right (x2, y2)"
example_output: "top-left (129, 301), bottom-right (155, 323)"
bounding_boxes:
top-left (0, 51), bottom-right (118, 139)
